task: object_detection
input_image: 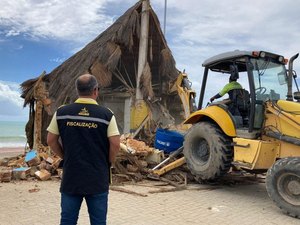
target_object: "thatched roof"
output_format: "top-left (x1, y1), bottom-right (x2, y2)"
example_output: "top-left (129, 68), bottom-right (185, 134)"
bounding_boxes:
top-left (20, 0), bottom-right (184, 147)
top-left (21, 1), bottom-right (178, 110)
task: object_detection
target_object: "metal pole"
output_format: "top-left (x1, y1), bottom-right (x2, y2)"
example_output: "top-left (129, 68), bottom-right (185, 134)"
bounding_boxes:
top-left (163, 0), bottom-right (167, 35)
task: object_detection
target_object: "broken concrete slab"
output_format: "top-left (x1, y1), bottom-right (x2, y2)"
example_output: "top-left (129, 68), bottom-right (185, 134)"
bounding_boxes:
top-left (35, 169), bottom-right (51, 181)
top-left (145, 149), bottom-right (164, 163)
top-left (25, 150), bottom-right (41, 167)
top-left (0, 167), bottom-right (12, 182)
top-left (12, 167), bottom-right (31, 180)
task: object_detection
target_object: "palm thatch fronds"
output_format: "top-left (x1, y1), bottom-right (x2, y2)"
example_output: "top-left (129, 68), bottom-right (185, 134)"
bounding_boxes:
top-left (20, 78), bottom-right (39, 107)
top-left (21, 0), bottom-right (184, 146)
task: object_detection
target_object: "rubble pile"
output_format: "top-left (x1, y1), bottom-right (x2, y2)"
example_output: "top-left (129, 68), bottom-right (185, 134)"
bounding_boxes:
top-left (0, 137), bottom-right (262, 190)
top-left (0, 145), bottom-right (62, 182)
top-left (0, 136), bottom-right (168, 184)
top-left (113, 135), bottom-right (164, 183)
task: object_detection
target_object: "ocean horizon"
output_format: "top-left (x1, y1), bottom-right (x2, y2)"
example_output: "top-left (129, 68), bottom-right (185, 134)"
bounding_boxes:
top-left (0, 121), bottom-right (27, 148)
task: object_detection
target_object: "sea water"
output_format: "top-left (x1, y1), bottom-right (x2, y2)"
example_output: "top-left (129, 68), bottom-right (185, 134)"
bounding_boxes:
top-left (0, 121), bottom-right (27, 148)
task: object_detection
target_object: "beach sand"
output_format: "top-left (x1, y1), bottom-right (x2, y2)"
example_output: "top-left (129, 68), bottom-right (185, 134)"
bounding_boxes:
top-left (0, 147), bottom-right (25, 159)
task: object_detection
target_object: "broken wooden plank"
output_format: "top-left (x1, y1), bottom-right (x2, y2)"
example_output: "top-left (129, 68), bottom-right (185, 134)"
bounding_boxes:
top-left (148, 185), bottom-right (220, 194)
top-left (159, 177), bottom-right (182, 188)
top-left (7, 157), bottom-right (25, 167)
top-left (133, 181), bottom-right (169, 188)
top-left (28, 188), bottom-right (40, 193)
top-left (126, 164), bottom-right (139, 173)
top-left (132, 115), bottom-right (150, 138)
top-left (46, 156), bottom-right (54, 164)
top-left (56, 169), bottom-right (63, 179)
top-left (52, 158), bottom-right (62, 169)
top-left (39, 152), bottom-right (49, 161)
top-left (110, 186), bottom-right (148, 197)
top-left (148, 185), bottom-right (186, 194)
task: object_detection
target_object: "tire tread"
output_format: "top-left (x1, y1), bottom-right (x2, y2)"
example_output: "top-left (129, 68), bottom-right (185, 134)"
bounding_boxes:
top-left (266, 157), bottom-right (300, 218)
top-left (184, 122), bottom-right (233, 180)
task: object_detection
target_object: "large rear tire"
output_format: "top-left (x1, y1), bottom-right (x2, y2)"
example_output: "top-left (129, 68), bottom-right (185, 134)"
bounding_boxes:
top-left (266, 157), bottom-right (300, 218)
top-left (183, 122), bottom-right (233, 181)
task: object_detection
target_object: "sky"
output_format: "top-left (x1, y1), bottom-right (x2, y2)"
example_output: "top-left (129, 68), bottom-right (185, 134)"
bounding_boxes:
top-left (0, 0), bottom-right (300, 121)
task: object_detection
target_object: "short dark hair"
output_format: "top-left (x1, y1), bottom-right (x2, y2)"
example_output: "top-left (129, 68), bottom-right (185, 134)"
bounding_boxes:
top-left (229, 76), bottom-right (237, 82)
top-left (75, 74), bottom-right (98, 96)
top-left (229, 65), bottom-right (239, 81)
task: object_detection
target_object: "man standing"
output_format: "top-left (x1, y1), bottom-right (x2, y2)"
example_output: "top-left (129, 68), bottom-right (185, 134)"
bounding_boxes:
top-left (47, 74), bottom-right (120, 225)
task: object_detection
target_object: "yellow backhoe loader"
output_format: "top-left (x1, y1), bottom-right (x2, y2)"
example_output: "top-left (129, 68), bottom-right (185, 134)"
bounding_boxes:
top-left (183, 50), bottom-right (300, 218)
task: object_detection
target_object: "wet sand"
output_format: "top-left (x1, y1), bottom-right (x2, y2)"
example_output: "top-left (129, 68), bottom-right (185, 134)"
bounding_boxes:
top-left (0, 147), bottom-right (25, 159)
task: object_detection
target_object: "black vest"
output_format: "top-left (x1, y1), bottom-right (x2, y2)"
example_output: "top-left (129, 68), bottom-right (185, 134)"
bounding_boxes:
top-left (56, 102), bottom-right (113, 195)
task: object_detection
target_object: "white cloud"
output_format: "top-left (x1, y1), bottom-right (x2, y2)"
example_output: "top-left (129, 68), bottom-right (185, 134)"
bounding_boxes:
top-left (0, 0), bottom-right (115, 43)
top-left (1, 0), bottom-right (299, 63)
top-left (0, 81), bottom-right (28, 121)
top-left (50, 57), bottom-right (66, 63)
top-left (0, 81), bottom-right (22, 105)
top-left (5, 29), bottom-right (20, 37)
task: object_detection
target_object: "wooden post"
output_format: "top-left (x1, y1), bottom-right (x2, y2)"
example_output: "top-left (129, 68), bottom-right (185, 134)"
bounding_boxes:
top-left (33, 100), bottom-right (43, 150)
top-left (130, 0), bottom-right (150, 132)
top-left (123, 97), bottom-right (132, 133)
top-left (136, 0), bottom-right (150, 100)
top-left (32, 71), bottom-right (49, 152)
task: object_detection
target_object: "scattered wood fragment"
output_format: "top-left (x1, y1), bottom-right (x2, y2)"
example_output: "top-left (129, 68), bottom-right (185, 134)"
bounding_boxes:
top-left (148, 185), bottom-right (186, 193)
top-left (8, 157), bottom-right (25, 167)
top-left (132, 116), bottom-right (150, 139)
top-left (187, 186), bottom-right (220, 191)
top-left (133, 182), bottom-right (169, 188)
top-left (28, 188), bottom-right (40, 193)
top-left (148, 185), bottom-right (220, 194)
top-left (52, 158), bottom-right (62, 170)
top-left (56, 169), bottom-right (63, 179)
top-left (110, 186), bottom-right (148, 197)
top-left (159, 177), bottom-right (183, 188)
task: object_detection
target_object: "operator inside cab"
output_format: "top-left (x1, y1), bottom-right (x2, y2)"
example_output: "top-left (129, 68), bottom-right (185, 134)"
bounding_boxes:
top-left (210, 65), bottom-right (242, 103)
top-left (209, 64), bottom-right (251, 123)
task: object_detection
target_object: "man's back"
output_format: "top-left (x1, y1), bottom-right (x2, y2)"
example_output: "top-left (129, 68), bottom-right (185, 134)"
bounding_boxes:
top-left (57, 102), bottom-right (113, 195)
top-left (47, 74), bottom-right (120, 225)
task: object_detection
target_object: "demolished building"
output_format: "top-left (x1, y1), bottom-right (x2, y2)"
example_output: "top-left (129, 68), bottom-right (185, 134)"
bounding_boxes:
top-left (21, 0), bottom-right (195, 150)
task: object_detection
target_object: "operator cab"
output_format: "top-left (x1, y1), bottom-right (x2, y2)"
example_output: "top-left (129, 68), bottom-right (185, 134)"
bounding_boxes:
top-left (199, 50), bottom-right (288, 137)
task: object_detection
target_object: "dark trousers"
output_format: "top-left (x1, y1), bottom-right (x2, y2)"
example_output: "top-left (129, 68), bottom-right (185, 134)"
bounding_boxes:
top-left (60, 192), bottom-right (108, 225)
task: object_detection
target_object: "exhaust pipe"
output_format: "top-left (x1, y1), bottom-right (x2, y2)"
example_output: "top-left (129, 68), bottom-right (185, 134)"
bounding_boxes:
top-left (287, 53), bottom-right (299, 101)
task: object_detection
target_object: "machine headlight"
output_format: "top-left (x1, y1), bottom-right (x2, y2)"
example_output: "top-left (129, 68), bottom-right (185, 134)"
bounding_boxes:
top-left (260, 52), bottom-right (266, 58)
top-left (278, 56), bottom-right (284, 62)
